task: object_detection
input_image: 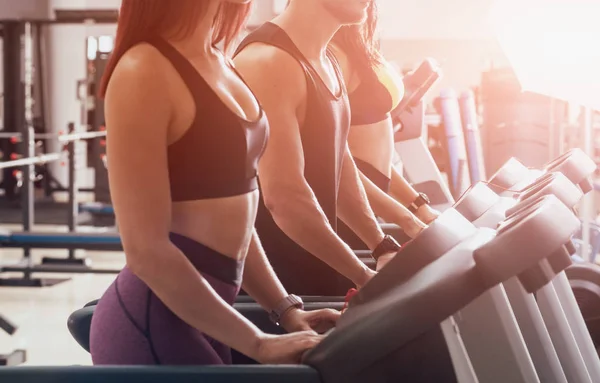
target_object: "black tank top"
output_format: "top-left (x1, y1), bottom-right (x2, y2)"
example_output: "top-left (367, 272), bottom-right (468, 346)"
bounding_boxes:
top-left (234, 23), bottom-right (352, 295)
top-left (147, 37), bottom-right (269, 202)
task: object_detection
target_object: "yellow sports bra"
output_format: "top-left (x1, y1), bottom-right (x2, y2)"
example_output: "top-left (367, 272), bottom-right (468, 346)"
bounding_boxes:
top-left (348, 58), bottom-right (405, 125)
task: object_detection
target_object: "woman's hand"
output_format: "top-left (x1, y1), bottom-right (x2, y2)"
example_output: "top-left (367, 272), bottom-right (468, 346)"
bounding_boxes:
top-left (253, 331), bottom-right (324, 364)
top-left (280, 308), bottom-right (341, 334)
top-left (417, 205), bottom-right (440, 225)
top-left (397, 213), bottom-right (427, 239)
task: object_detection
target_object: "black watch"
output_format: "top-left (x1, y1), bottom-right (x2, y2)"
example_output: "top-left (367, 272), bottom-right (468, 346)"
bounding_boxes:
top-left (372, 235), bottom-right (401, 261)
top-left (407, 192), bottom-right (430, 214)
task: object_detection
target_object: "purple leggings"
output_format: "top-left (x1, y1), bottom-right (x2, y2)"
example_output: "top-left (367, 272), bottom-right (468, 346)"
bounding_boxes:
top-left (89, 233), bottom-right (244, 365)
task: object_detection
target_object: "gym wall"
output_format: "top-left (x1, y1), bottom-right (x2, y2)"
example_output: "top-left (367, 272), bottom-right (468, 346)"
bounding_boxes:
top-left (380, 39), bottom-right (508, 101)
top-left (0, 0), bottom-right (48, 19)
top-left (376, 0), bottom-right (510, 96)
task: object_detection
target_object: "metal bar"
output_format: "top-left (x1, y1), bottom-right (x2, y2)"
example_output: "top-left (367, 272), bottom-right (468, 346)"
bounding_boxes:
top-left (67, 124), bottom-right (77, 260)
top-left (0, 241), bottom-right (122, 252)
top-left (0, 131), bottom-right (106, 141)
top-left (425, 113), bottom-right (442, 126)
top-left (0, 11), bottom-right (118, 24)
top-left (57, 130), bottom-right (106, 143)
top-left (35, 24), bottom-right (47, 138)
top-left (22, 22), bottom-right (35, 272)
top-left (0, 153), bottom-right (62, 169)
top-left (54, 9), bottom-right (118, 23)
top-left (0, 132), bottom-right (53, 139)
top-left (552, 272), bottom-right (600, 380)
top-left (1, 265), bottom-right (120, 275)
top-left (35, 24), bottom-right (53, 199)
top-left (2, 21), bottom-right (22, 200)
top-left (581, 106), bottom-right (594, 262)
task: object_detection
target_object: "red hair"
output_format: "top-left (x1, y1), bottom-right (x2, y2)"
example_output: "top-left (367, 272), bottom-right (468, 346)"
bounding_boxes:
top-left (99, 0), bottom-right (252, 98)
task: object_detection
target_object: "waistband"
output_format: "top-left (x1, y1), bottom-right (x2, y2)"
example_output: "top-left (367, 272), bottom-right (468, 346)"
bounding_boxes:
top-left (169, 232), bottom-right (245, 287)
top-left (353, 157), bottom-right (392, 194)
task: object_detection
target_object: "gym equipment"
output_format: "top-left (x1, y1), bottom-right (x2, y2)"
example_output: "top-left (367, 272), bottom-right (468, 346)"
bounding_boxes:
top-left (488, 148), bottom-right (596, 196)
top-left (78, 202), bottom-right (116, 228)
top-left (0, 12), bottom-right (118, 201)
top-left (79, 202), bottom-right (114, 216)
top-left (0, 9), bottom-right (118, 200)
top-left (0, 314), bottom-right (26, 366)
top-left (0, 17), bottom-right (117, 287)
top-left (572, 222), bottom-right (600, 263)
top-left (565, 263), bottom-right (600, 353)
top-left (455, 151), bottom-right (600, 382)
top-left (456, 179), bottom-right (577, 382)
top-left (459, 179), bottom-right (579, 383)
top-left (459, 90), bottom-right (486, 183)
top-left (0, 125), bottom-right (116, 287)
top-left (392, 59), bottom-right (454, 211)
top-left (65, 208), bottom-right (477, 362)
top-left (90, 51), bottom-right (111, 204)
top-left (437, 89), bottom-right (472, 199)
top-left (479, 68), bottom-right (567, 177)
top-left (65, 194), bottom-right (578, 382)
top-left (68, 300), bottom-right (346, 356)
top-left (391, 58), bottom-right (441, 120)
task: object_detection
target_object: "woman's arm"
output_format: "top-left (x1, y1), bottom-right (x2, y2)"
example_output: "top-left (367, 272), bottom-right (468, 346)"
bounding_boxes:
top-left (242, 229), bottom-right (340, 333)
top-left (106, 45), bottom-right (272, 360)
top-left (389, 166), bottom-right (440, 224)
top-left (357, 169), bottom-right (426, 238)
top-left (241, 230), bottom-right (288, 311)
top-left (336, 147), bottom-right (387, 249)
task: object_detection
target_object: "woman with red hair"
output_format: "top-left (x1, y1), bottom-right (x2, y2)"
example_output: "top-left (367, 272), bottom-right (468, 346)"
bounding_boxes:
top-left (89, 0), bottom-right (336, 366)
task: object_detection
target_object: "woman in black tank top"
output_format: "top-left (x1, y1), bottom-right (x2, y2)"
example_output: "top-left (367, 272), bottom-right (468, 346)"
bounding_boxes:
top-left (89, 0), bottom-right (336, 367)
top-left (330, 2), bottom-right (440, 246)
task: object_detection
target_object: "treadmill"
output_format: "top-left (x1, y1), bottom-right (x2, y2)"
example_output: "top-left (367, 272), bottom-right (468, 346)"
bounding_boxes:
top-left (58, 194), bottom-right (580, 382)
top-left (393, 71), bottom-right (600, 381)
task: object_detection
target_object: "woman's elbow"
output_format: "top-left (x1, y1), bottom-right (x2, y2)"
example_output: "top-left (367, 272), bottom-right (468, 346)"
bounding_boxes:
top-left (262, 183), bottom-right (298, 217)
top-left (122, 238), bottom-right (170, 276)
top-left (262, 191), bottom-right (286, 216)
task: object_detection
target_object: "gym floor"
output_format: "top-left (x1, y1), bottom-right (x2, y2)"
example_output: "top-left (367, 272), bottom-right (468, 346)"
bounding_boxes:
top-left (0, 223), bottom-right (125, 366)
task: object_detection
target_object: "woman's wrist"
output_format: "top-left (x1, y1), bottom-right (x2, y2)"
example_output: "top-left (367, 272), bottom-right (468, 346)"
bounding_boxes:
top-left (278, 307), bottom-right (302, 332)
top-left (353, 265), bottom-right (376, 288)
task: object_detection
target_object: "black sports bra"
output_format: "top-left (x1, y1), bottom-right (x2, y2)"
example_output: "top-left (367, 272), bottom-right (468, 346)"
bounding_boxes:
top-left (146, 38), bottom-right (269, 202)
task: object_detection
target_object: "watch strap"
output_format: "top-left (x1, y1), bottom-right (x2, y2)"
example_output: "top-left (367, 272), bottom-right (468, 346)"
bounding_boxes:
top-left (372, 235), bottom-right (401, 261)
top-left (408, 193), bottom-right (430, 214)
top-left (269, 295), bottom-right (304, 325)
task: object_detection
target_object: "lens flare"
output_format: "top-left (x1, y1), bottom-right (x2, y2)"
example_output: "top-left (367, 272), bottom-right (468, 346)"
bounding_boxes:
top-left (489, 0), bottom-right (600, 110)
